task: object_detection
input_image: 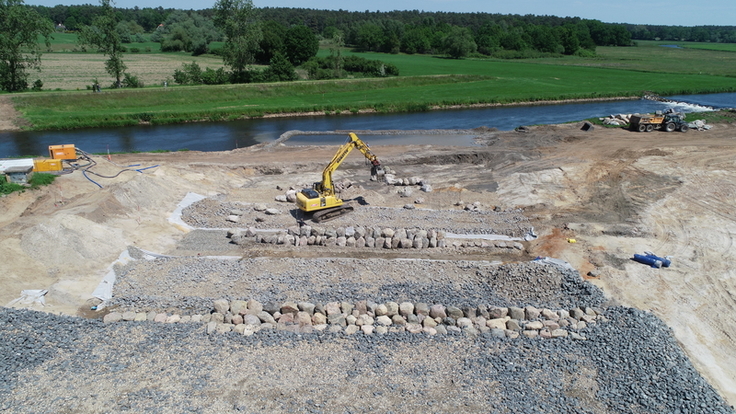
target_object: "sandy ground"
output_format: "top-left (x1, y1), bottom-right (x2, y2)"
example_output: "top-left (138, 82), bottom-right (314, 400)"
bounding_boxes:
top-left (2, 116), bottom-right (736, 406)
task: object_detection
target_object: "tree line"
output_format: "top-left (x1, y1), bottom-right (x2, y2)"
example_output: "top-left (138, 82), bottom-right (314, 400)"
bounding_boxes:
top-left (627, 24), bottom-right (736, 43)
top-left (4, 1), bottom-right (735, 93)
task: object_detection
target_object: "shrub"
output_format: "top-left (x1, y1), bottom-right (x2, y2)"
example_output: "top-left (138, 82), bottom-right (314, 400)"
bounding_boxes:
top-left (122, 73), bottom-right (144, 88)
top-left (200, 67), bottom-right (229, 85)
top-left (0, 178), bottom-right (24, 195)
top-left (304, 55), bottom-right (398, 79)
top-left (29, 173), bottom-right (56, 186)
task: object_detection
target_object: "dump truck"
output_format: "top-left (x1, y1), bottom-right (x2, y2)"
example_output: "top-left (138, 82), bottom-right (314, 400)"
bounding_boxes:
top-left (630, 112), bottom-right (688, 133)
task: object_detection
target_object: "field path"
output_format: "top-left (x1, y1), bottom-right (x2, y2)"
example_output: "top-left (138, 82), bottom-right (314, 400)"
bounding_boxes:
top-left (0, 96), bottom-right (21, 132)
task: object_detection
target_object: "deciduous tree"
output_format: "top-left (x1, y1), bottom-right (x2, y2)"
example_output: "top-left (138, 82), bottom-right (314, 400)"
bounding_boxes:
top-left (283, 25), bottom-right (318, 66)
top-left (213, 0), bottom-right (262, 82)
top-left (0, 0), bottom-right (53, 92)
top-left (78, 0), bottom-right (127, 87)
top-left (442, 26), bottom-right (477, 59)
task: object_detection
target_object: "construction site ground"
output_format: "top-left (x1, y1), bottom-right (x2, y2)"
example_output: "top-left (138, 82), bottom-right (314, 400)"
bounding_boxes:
top-left (2, 119), bottom-right (736, 412)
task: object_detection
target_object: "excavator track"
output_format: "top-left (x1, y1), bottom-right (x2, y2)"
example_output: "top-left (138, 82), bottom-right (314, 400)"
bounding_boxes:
top-left (312, 205), bottom-right (355, 223)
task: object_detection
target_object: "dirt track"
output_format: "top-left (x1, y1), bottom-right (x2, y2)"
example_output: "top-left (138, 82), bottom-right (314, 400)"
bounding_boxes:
top-left (2, 118), bottom-right (736, 406)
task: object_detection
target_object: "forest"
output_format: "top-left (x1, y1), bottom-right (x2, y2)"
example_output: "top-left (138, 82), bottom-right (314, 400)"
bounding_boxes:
top-left (25, 5), bottom-right (639, 60)
top-left (28, 5), bottom-right (736, 57)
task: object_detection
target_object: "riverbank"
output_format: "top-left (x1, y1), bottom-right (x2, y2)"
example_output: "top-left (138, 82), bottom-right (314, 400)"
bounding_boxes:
top-left (9, 61), bottom-right (736, 132)
top-left (1, 93), bottom-right (638, 133)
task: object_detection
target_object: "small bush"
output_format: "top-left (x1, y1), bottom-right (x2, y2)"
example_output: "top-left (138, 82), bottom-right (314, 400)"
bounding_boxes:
top-left (122, 73), bottom-right (144, 88)
top-left (574, 48), bottom-right (597, 58)
top-left (1, 173), bottom-right (56, 195)
top-left (305, 55), bottom-right (399, 79)
top-left (133, 113), bottom-right (154, 122)
top-left (29, 173), bottom-right (56, 187)
top-left (0, 179), bottom-right (24, 195)
top-left (200, 67), bottom-right (229, 85)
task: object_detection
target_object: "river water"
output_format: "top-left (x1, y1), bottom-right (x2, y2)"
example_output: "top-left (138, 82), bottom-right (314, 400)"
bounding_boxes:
top-left (1, 93), bottom-right (734, 157)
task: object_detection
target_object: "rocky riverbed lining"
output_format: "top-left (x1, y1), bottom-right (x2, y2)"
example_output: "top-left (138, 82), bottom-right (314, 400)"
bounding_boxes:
top-left (2, 306), bottom-right (733, 413)
top-left (102, 298), bottom-right (602, 340)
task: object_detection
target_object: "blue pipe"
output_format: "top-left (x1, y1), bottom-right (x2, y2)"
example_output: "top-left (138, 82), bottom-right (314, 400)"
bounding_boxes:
top-left (82, 170), bottom-right (103, 188)
top-left (136, 165), bottom-right (159, 172)
top-left (633, 254), bottom-right (662, 268)
top-left (645, 253), bottom-right (671, 267)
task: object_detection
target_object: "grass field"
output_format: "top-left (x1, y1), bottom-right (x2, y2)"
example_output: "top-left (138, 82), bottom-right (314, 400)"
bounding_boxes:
top-left (36, 53), bottom-right (226, 90)
top-left (520, 41), bottom-right (736, 77)
top-left (635, 40), bottom-right (736, 53)
top-left (9, 39), bottom-right (736, 130)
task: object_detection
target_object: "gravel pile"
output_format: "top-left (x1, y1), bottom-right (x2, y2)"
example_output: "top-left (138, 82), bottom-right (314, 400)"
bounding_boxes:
top-left (108, 258), bottom-right (604, 314)
top-left (181, 198), bottom-right (531, 237)
top-left (1, 307), bottom-right (732, 413)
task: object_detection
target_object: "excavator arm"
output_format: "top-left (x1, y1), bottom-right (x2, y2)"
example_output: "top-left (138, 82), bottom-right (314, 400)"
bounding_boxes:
top-left (315, 132), bottom-right (383, 196)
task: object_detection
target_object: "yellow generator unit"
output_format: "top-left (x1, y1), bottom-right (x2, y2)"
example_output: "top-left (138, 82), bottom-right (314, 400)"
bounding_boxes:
top-left (33, 159), bottom-right (63, 172)
top-left (49, 144), bottom-right (77, 160)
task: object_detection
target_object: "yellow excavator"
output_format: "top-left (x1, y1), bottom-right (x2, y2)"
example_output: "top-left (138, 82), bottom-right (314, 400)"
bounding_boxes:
top-left (296, 133), bottom-right (384, 222)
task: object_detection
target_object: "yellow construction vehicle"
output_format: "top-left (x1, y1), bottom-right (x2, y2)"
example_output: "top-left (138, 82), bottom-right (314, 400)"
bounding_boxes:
top-left (296, 133), bottom-right (384, 222)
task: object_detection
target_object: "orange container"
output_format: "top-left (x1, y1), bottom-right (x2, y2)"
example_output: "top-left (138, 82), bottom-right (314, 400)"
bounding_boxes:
top-left (33, 159), bottom-right (62, 172)
top-left (49, 144), bottom-right (77, 160)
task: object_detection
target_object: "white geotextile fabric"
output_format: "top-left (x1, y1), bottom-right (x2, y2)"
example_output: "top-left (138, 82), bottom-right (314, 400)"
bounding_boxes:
top-left (6, 289), bottom-right (48, 307)
top-left (92, 250), bottom-right (134, 304)
top-left (168, 192), bottom-right (206, 231)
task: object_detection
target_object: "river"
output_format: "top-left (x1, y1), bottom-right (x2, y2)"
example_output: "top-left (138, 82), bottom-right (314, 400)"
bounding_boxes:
top-left (1, 93), bottom-right (734, 157)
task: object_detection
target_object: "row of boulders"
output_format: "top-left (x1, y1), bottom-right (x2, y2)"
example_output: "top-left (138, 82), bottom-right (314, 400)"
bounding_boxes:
top-left (228, 224), bottom-right (524, 250)
top-left (384, 174), bottom-right (433, 192)
top-left (104, 299), bottom-right (604, 340)
top-left (229, 225), bottom-right (445, 248)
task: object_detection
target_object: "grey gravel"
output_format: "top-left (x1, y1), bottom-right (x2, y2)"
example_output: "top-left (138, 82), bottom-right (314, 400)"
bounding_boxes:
top-left (181, 198), bottom-right (531, 237)
top-left (108, 258), bottom-right (605, 314)
top-left (0, 307), bottom-right (732, 413)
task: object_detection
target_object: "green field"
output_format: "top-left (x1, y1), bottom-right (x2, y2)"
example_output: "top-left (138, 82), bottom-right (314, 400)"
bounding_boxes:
top-left (520, 41), bottom-right (736, 76)
top-left (9, 40), bottom-right (736, 131)
top-left (636, 40), bottom-right (736, 53)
